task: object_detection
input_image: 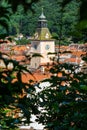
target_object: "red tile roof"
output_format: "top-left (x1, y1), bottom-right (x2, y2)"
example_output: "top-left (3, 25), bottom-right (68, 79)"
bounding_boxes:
top-left (21, 72), bottom-right (50, 83)
top-left (12, 72), bottom-right (51, 84)
top-left (65, 58), bottom-right (81, 64)
top-left (71, 51), bottom-right (86, 57)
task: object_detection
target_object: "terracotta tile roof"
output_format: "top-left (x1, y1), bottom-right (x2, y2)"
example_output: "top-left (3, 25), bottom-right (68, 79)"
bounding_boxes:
top-left (21, 72), bottom-right (51, 83)
top-left (12, 71), bottom-right (51, 84)
top-left (12, 55), bottom-right (25, 61)
top-left (12, 45), bottom-right (26, 51)
top-left (14, 56), bottom-right (27, 62)
top-left (12, 68), bottom-right (64, 84)
top-left (65, 58), bottom-right (81, 64)
top-left (71, 51), bottom-right (86, 57)
top-left (12, 45), bottom-right (30, 52)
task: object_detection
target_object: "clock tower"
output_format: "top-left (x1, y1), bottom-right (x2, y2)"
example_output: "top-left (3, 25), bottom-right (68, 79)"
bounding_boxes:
top-left (30, 8), bottom-right (55, 69)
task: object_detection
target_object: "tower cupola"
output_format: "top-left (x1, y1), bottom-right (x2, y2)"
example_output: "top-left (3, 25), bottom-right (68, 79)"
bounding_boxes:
top-left (38, 8), bottom-right (47, 28)
top-left (33, 8), bottom-right (52, 40)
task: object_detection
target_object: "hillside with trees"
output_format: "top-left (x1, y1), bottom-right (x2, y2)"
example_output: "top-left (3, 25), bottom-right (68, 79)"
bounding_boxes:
top-left (0, 0), bottom-right (83, 44)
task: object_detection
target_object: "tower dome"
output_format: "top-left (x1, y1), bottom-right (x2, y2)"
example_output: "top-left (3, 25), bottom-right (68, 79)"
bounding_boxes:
top-left (39, 8), bottom-right (46, 19)
top-left (38, 8), bottom-right (47, 28)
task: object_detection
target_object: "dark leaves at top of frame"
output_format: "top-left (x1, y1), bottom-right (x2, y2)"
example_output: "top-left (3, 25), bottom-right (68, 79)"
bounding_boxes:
top-left (7, 0), bottom-right (40, 12)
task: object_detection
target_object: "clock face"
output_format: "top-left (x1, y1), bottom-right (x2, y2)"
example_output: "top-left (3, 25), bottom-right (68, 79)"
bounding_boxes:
top-left (45, 44), bottom-right (50, 50)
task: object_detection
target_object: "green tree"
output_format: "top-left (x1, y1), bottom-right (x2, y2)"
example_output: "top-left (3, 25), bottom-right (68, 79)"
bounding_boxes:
top-left (36, 56), bottom-right (87, 130)
top-left (0, 0), bottom-right (39, 37)
top-left (0, 0), bottom-right (39, 129)
top-left (0, 52), bottom-right (39, 129)
top-left (58, 0), bottom-right (87, 42)
top-left (0, 0), bottom-right (11, 38)
top-left (0, 0), bottom-right (81, 40)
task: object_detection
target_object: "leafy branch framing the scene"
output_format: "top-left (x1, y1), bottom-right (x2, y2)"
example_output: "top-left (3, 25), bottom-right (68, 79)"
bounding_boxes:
top-left (0, 52), bottom-right (39, 129)
top-left (36, 54), bottom-right (87, 130)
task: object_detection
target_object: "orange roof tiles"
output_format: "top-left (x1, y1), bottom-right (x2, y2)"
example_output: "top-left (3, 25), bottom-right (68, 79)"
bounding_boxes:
top-left (71, 51), bottom-right (86, 57)
top-left (65, 58), bottom-right (81, 64)
top-left (12, 55), bottom-right (25, 61)
top-left (21, 72), bottom-right (50, 83)
top-left (12, 45), bottom-right (30, 52)
top-left (12, 71), bottom-right (51, 84)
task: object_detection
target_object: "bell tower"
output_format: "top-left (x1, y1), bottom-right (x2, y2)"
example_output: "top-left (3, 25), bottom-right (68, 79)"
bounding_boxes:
top-left (30, 8), bottom-right (55, 69)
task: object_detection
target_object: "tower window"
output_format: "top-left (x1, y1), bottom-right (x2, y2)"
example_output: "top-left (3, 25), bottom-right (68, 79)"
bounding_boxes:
top-left (34, 45), bottom-right (37, 49)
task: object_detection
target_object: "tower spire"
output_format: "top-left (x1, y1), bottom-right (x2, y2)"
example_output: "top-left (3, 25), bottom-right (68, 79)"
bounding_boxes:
top-left (39, 7), bottom-right (46, 19)
top-left (42, 7), bottom-right (43, 15)
top-left (38, 8), bottom-right (47, 28)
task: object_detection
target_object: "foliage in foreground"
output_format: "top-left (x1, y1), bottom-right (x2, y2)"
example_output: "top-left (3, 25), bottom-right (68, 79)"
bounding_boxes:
top-left (0, 52), bottom-right (38, 129)
top-left (36, 55), bottom-right (87, 130)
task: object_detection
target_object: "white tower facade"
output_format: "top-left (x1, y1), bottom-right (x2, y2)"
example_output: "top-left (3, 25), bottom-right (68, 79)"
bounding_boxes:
top-left (30, 9), bottom-right (55, 69)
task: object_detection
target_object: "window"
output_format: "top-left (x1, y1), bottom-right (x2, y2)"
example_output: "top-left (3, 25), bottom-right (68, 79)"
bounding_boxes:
top-left (34, 45), bottom-right (37, 49)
